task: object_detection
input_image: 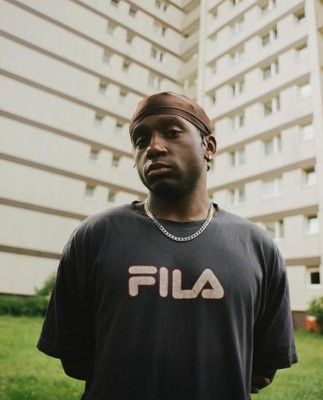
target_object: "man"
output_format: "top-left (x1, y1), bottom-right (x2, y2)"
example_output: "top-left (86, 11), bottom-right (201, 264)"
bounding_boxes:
top-left (38, 92), bottom-right (297, 399)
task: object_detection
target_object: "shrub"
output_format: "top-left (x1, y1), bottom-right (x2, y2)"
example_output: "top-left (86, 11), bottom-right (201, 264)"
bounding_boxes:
top-left (308, 296), bottom-right (323, 333)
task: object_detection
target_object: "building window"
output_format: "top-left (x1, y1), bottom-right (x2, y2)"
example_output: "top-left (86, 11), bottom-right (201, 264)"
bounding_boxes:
top-left (85, 184), bottom-right (96, 198)
top-left (129, 6), bottom-right (137, 17)
top-left (260, 0), bottom-right (276, 15)
top-left (231, 78), bottom-right (245, 97)
top-left (153, 21), bottom-right (166, 36)
top-left (111, 155), bottom-right (120, 167)
top-left (230, 187), bottom-right (245, 205)
top-left (102, 50), bottom-right (112, 64)
top-left (230, 17), bottom-right (244, 35)
top-left (264, 96), bottom-right (280, 115)
top-left (230, 0), bottom-right (243, 7)
top-left (209, 91), bottom-right (216, 105)
top-left (89, 147), bottom-right (100, 161)
top-left (264, 134), bottom-right (282, 155)
top-left (262, 60), bottom-right (279, 79)
top-left (126, 31), bottom-right (135, 44)
top-left (298, 82), bottom-right (311, 99)
top-left (122, 60), bottom-right (130, 73)
top-left (151, 47), bottom-right (164, 62)
top-left (108, 190), bottom-right (116, 203)
top-left (296, 43), bottom-right (308, 60)
top-left (261, 26), bottom-right (277, 46)
top-left (98, 80), bottom-right (108, 95)
top-left (295, 9), bottom-right (306, 24)
top-left (115, 121), bottom-right (124, 134)
top-left (262, 176), bottom-right (283, 198)
top-left (155, 0), bottom-right (167, 11)
top-left (119, 90), bottom-right (128, 103)
top-left (110, 0), bottom-right (119, 6)
top-left (94, 113), bottom-right (104, 127)
top-left (262, 220), bottom-right (284, 240)
top-left (299, 123), bottom-right (314, 142)
top-left (231, 112), bottom-right (245, 131)
top-left (106, 21), bottom-right (116, 34)
top-left (304, 167), bottom-right (316, 186)
top-left (307, 267), bottom-right (321, 286)
top-left (306, 215), bottom-right (319, 235)
top-left (148, 73), bottom-right (162, 89)
top-left (230, 148), bottom-right (246, 167)
top-left (230, 47), bottom-right (244, 65)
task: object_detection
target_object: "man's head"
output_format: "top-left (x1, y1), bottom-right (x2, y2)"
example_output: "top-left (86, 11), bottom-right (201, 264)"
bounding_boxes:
top-left (129, 92), bottom-right (213, 138)
top-left (129, 92), bottom-right (216, 199)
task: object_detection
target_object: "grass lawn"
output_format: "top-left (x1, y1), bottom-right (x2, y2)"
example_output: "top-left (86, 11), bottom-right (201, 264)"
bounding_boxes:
top-left (0, 316), bottom-right (322, 400)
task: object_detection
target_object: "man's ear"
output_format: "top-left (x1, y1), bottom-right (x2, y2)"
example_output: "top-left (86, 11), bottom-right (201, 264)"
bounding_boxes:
top-left (204, 135), bottom-right (217, 160)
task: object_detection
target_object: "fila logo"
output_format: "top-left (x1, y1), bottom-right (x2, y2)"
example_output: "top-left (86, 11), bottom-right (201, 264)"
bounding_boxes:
top-left (128, 266), bottom-right (224, 299)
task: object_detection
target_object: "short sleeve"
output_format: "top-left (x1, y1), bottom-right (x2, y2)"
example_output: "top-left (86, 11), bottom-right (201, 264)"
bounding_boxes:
top-left (253, 245), bottom-right (298, 372)
top-left (37, 233), bottom-right (94, 360)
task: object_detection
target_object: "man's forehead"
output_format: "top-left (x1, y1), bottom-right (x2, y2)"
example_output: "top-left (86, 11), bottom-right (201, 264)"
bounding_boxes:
top-left (131, 114), bottom-right (198, 136)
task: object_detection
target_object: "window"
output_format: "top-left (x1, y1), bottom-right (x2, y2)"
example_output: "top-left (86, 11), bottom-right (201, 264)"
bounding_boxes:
top-left (94, 113), bottom-right (104, 127)
top-left (115, 121), bottom-right (124, 134)
top-left (153, 21), bottom-right (166, 36)
top-left (295, 9), bottom-right (306, 24)
top-left (299, 82), bottom-right (311, 99)
top-left (260, 0), bottom-right (276, 15)
top-left (230, 47), bottom-right (244, 65)
top-left (129, 6), bottom-right (137, 17)
top-left (231, 78), bottom-right (245, 97)
top-left (122, 60), bottom-right (130, 73)
top-left (306, 215), bottom-right (319, 235)
top-left (230, 148), bottom-right (246, 167)
top-left (151, 47), bottom-right (164, 62)
top-left (106, 21), bottom-right (116, 34)
top-left (262, 220), bottom-right (284, 240)
top-left (110, 0), bottom-right (119, 6)
top-left (126, 31), bottom-right (134, 44)
top-left (148, 73), bottom-right (161, 89)
top-left (108, 190), bottom-right (116, 203)
top-left (261, 26), bottom-right (277, 46)
top-left (119, 90), bottom-right (127, 103)
top-left (155, 0), bottom-right (167, 11)
top-left (262, 176), bottom-right (283, 198)
top-left (231, 112), bottom-right (245, 131)
top-left (304, 167), bottom-right (316, 186)
top-left (89, 147), bottom-right (100, 161)
top-left (299, 123), bottom-right (314, 142)
top-left (231, 0), bottom-right (243, 6)
top-left (85, 184), bottom-right (96, 198)
top-left (296, 43), bottom-right (308, 60)
top-left (264, 134), bottom-right (282, 155)
top-left (231, 18), bottom-right (244, 35)
top-left (98, 80), bottom-right (108, 95)
top-left (209, 91), bottom-right (216, 105)
top-left (264, 96), bottom-right (280, 115)
top-left (102, 50), bottom-right (112, 64)
top-left (230, 187), bottom-right (245, 205)
top-left (307, 267), bottom-right (321, 286)
top-left (262, 60), bottom-right (279, 79)
top-left (111, 155), bottom-right (120, 168)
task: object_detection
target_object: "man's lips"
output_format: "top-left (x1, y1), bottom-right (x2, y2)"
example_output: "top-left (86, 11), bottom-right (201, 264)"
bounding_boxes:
top-left (146, 162), bottom-right (172, 176)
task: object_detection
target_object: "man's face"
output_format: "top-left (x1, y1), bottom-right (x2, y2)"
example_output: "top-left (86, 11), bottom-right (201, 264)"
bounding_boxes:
top-left (131, 114), bottom-right (212, 199)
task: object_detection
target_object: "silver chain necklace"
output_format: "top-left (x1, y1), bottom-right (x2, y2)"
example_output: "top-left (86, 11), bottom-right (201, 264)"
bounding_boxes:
top-left (144, 200), bottom-right (214, 242)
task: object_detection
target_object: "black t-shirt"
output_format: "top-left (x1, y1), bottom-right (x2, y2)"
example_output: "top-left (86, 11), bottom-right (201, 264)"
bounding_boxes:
top-left (37, 203), bottom-right (297, 400)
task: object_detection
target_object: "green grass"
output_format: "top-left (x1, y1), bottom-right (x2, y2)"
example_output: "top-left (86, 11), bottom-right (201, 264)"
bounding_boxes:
top-left (0, 316), bottom-right (84, 400)
top-left (0, 316), bottom-right (322, 400)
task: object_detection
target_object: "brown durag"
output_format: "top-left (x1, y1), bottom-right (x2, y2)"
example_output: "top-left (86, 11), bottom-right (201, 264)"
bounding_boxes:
top-left (129, 92), bottom-right (213, 136)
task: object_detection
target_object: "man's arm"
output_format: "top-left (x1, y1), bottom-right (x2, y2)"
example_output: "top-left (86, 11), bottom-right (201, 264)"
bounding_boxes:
top-left (251, 370), bottom-right (276, 394)
top-left (61, 358), bottom-right (90, 381)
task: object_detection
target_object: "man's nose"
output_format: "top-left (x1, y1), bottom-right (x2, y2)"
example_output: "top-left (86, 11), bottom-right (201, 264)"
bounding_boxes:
top-left (146, 133), bottom-right (167, 158)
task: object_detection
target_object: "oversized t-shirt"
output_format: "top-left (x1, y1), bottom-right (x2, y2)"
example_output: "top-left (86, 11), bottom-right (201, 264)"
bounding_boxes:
top-left (37, 203), bottom-right (297, 400)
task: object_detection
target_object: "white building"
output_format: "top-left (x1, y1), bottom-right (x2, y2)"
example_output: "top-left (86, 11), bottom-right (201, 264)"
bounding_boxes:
top-left (0, 0), bottom-right (322, 327)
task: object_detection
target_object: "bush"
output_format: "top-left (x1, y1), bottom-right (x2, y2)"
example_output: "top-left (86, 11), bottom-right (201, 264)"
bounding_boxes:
top-left (308, 296), bottom-right (323, 332)
top-left (0, 273), bottom-right (56, 317)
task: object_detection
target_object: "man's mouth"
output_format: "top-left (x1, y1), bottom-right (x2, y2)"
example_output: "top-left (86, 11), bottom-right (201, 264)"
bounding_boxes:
top-left (146, 162), bottom-right (172, 176)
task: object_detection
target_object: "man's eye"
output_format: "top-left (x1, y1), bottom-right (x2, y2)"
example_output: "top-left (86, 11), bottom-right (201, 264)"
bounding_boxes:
top-left (135, 137), bottom-right (149, 148)
top-left (166, 129), bottom-right (182, 137)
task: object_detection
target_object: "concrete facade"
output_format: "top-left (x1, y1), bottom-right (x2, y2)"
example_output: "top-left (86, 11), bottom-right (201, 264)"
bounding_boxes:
top-left (0, 0), bottom-right (322, 321)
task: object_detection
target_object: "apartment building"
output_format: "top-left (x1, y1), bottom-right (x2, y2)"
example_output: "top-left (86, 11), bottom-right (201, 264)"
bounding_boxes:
top-left (203, 0), bottom-right (323, 326)
top-left (0, 0), bottom-right (322, 326)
